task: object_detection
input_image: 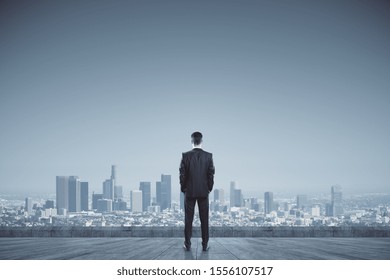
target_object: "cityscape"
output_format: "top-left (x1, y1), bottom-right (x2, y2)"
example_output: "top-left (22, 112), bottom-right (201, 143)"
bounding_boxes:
top-left (1, 165), bottom-right (389, 229)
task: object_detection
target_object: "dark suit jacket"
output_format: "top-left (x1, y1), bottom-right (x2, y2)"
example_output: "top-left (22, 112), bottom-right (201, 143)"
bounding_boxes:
top-left (179, 148), bottom-right (215, 198)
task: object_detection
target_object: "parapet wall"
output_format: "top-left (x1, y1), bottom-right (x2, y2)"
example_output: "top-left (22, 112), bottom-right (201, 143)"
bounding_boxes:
top-left (1, 226), bottom-right (390, 237)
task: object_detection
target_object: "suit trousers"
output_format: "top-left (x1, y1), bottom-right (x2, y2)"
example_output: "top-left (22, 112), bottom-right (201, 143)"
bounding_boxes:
top-left (184, 196), bottom-right (209, 247)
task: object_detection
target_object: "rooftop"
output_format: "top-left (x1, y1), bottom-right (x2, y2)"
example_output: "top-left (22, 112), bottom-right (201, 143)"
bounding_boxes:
top-left (1, 237), bottom-right (389, 260)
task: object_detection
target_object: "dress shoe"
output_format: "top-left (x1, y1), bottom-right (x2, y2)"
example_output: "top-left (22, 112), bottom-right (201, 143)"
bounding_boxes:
top-left (183, 243), bottom-right (191, 251)
top-left (202, 244), bottom-right (210, 251)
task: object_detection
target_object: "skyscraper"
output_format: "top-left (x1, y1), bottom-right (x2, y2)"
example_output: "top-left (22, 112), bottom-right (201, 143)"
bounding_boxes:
top-left (56, 176), bottom-right (69, 212)
top-left (214, 188), bottom-right (225, 204)
top-left (92, 192), bottom-right (103, 210)
top-left (325, 202), bottom-right (333, 217)
top-left (156, 181), bottom-right (161, 207)
top-left (331, 185), bottom-right (343, 217)
top-left (114, 185), bottom-right (123, 200)
top-left (139, 182), bottom-right (151, 212)
top-left (56, 176), bottom-right (83, 213)
top-left (80, 181), bottom-right (89, 211)
top-left (102, 165), bottom-right (116, 206)
top-left (25, 197), bottom-right (33, 213)
top-left (130, 190), bottom-right (143, 212)
top-left (68, 176), bottom-right (81, 212)
top-left (233, 189), bottom-right (243, 207)
top-left (157, 174), bottom-right (171, 210)
top-left (230, 181), bottom-right (236, 208)
top-left (264, 191), bottom-right (274, 214)
top-left (103, 179), bottom-right (114, 200)
top-left (111, 165), bottom-right (117, 181)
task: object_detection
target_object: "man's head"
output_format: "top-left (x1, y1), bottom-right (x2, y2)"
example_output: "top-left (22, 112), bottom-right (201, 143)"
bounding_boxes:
top-left (191, 131), bottom-right (203, 147)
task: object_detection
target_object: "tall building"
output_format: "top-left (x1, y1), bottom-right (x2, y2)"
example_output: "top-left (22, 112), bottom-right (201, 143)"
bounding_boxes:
top-left (111, 165), bottom-right (117, 181)
top-left (80, 182), bottom-right (89, 211)
top-left (230, 181), bottom-right (236, 208)
top-left (25, 197), bottom-right (33, 213)
top-left (102, 165), bottom-right (117, 209)
top-left (331, 185), bottom-right (343, 217)
top-left (264, 191), bottom-right (274, 214)
top-left (139, 182), bottom-right (151, 212)
top-left (156, 181), bottom-right (161, 207)
top-left (233, 189), bottom-right (243, 207)
top-left (56, 176), bottom-right (69, 212)
top-left (56, 176), bottom-right (84, 213)
top-left (157, 174), bottom-right (171, 210)
top-left (92, 193), bottom-right (103, 210)
top-left (325, 203), bottom-right (333, 217)
top-left (68, 176), bottom-right (81, 212)
top-left (214, 188), bottom-right (225, 204)
top-left (130, 190), bottom-right (143, 212)
top-left (114, 185), bottom-right (123, 200)
top-left (103, 179), bottom-right (114, 200)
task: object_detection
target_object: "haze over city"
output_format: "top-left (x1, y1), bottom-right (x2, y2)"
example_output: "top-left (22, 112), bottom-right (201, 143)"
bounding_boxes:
top-left (1, 0), bottom-right (389, 196)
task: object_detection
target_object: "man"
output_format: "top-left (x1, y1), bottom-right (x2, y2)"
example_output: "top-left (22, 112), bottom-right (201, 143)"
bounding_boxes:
top-left (180, 131), bottom-right (215, 251)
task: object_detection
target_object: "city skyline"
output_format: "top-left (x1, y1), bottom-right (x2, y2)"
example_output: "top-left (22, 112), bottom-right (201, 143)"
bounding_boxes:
top-left (1, 0), bottom-right (389, 195)
top-left (53, 164), bottom-right (348, 218)
top-left (2, 165), bottom-right (389, 233)
top-left (3, 181), bottom-right (389, 229)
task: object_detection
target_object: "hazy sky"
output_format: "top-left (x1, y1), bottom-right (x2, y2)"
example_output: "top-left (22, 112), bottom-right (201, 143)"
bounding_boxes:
top-left (1, 0), bottom-right (389, 198)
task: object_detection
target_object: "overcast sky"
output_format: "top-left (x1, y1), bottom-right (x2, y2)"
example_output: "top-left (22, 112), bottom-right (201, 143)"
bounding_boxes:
top-left (1, 0), bottom-right (389, 199)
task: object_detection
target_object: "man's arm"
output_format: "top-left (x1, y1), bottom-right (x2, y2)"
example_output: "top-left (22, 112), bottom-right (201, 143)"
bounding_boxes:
top-left (207, 154), bottom-right (215, 193)
top-left (179, 153), bottom-right (187, 193)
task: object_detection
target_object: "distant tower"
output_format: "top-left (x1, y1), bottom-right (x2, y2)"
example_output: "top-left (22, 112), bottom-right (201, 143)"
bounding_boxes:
top-left (25, 197), bottom-right (33, 213)
top-left (68, 176), bottom-right (81, 212)
top-left (331, 185), bottom-right (343, 217)
top-left (159, 174), bottom-right (171, 210)
top-left (56, 176), bottom-right (82, 213)
top-left (230, 181), bottom-right (236, 208)
top-left (111, 165), bottom-right (117, 181)
top-left (102, 165), bottom-right (116, 205)
top-left (214, 189), bottom-right (220, 202)
top-left (114, 186), bottom-right (123, 200)
top-left (264, 191), bottom-right (274, 214)
top-left (325, 203), bottom-right (333, 217)
top-left (156, 181), bottom-right (162, 207)
top-left (139, 182), bottom-right (151, 212)
top-left (92, 192), bottom-right (103, 210)
top-left (233, 188), bottom-right (243, 207)
top-left (80, 182), bottom-right (89, 211)
top-left (103, 179), bottom-right (114, 200)
top-left (56, 176), bottom-right (69, 213)
top-left (130, 190), bottom-right (143, 212)
top-left (214, 188), bottom-right (225, 204)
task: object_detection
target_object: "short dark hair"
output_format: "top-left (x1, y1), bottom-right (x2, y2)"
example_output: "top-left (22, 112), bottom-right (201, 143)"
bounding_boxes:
top-left (191, 131), bottom-right (203, 145)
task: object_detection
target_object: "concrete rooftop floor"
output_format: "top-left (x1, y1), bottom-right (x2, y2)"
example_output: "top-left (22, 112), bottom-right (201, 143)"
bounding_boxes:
top-left (0, 238), bottom-right (389, 260)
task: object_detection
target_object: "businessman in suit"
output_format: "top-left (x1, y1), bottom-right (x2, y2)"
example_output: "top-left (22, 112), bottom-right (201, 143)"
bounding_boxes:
top-left (180, 131), bottom-right (215, 251)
